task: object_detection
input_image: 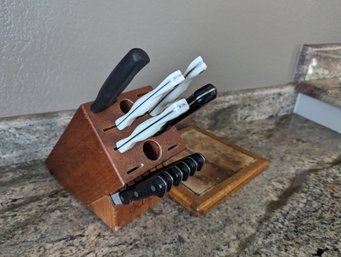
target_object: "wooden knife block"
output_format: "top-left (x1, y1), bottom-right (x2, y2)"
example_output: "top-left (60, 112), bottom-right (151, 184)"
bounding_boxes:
top-left (46, 86), bottom-right (186, 230)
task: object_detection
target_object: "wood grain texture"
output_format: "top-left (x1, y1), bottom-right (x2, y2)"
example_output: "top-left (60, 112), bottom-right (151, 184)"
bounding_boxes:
top-left (88, 195), bottom-right (160, 231)
top-left (168, 126), bottom-right (269, 216)
top-left (45, 86), bottom-right (186, 230)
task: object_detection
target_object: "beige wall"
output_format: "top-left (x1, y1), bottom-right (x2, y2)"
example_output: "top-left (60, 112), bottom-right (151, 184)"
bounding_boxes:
top-left (1, 0), bottom-right (341, 118)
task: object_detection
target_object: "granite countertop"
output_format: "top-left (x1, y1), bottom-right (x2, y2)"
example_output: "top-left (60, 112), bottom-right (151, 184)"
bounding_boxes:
top-left (0, 85), bottom-right (340, 257)
top-left (296, 78), bottom-right (341, 108)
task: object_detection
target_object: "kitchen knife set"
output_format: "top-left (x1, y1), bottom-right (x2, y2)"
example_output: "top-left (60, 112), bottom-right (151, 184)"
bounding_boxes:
top-left (111, 153), bottom-right (205, 205)
top-left (90, 48), bottom-right (217, 205)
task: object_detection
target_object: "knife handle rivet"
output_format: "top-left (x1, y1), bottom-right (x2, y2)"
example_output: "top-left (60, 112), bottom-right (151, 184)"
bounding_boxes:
top-left (133, 191), bottom-right (139, 198)
top-left (150, 185), bottom-right (156, 192)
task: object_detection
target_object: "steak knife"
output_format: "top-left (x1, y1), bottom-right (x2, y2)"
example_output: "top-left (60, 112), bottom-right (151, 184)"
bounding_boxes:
top-left (155, 83), bottom-right (217, 135)
top-left (115, 98), bottom-right (189, 153)
top-left (115, 70), bottom-right (185, 130)
top-left (91, 48), bottom-right (150, 113)
top-left (149, 56), bottom-right (207, 116)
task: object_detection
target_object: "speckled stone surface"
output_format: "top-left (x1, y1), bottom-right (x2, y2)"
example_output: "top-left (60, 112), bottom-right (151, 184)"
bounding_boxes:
top-left (1, 87), bottom-right (341, 256)
top-left (0, 111), bottom-right (74, 167)
top-left (295, 43), bottom-right (341, 82)
top-left (296, 78), bottom-right (341, 108)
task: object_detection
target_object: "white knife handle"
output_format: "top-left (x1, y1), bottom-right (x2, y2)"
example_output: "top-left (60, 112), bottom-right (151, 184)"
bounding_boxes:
top-left (149, 56), bottom-right (207, 116)
top-left (115, 70), bottom-right (184, 130)
top-left (116, 99), bottom-right (189, 153)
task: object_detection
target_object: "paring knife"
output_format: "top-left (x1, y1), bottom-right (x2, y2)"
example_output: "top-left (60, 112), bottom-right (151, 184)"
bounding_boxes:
top-left (156, 83), bottom-right (217, 135)
top-left (91, 48), bottom-right (150, 113)
top-left (149, 56), bottom-right (207, 116)
top-left (111, 153), bottom-right (205, 205)
top-left (115, 98), bottom-right (189, 153)
top-left (115, 70), bottom-right (185, 130)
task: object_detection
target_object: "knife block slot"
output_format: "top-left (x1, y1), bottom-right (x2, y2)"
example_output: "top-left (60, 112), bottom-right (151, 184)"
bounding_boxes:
top-left (143, 140), bottom-right (161, 160)
top-left (119, 99), bottom-right (134, 113)
top-left (127, 163), bottom-right (144, 174)
top-left (46, 86), bottom-right (186, 231)
top-left (168, 144), bottom-right (178, 151)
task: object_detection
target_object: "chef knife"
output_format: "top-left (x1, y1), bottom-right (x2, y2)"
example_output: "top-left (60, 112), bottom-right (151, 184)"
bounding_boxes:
top-left (91, 48), bottom-right (150, 113)
top-left (149, 56), bottom-right (207, 116)
top-left (115, 70), bottom-right (185, 130)
top-left (115, 98), bottom-right (189, 153)
top-left (155, 83), bottom-right (217, 135)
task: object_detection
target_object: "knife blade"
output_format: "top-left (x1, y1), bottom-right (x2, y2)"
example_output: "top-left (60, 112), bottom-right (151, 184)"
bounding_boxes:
top-left (115, 70), bottom-right (185, 130)
top-left (149, 56), bottom-right (207, 116)
top-left (155, 84), bottom-right (217, 135)
top-left (91, 48), bottom-right (150, 113)
top-left (115, 98), bottom-right (189, 153)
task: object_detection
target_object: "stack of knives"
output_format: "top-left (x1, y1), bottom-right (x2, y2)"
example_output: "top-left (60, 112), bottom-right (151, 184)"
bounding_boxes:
top-left (90, 48), bottom-right (217, 205)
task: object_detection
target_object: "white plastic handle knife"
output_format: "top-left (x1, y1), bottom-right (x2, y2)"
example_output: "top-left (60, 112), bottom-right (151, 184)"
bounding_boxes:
top-left (115, 70), bottom-right (185, 130)
top-left (116, 99), bottom-right (189, 153)
top-left (149, 56), bottom-right (207, 116)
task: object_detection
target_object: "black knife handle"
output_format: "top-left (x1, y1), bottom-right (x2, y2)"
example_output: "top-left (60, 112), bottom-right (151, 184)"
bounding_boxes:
top-left (167, 166), bottom-right (183, 186)
top-left (184, 157), bottom-right (198, 176)
top-left (155, 84), bottom-right (217, 135)
top-left (176, 162), bottom-right (191, 181)
top-left (117, 153), bottom-right (206, 205)
top-left (119, 176), bottom-right (167, 204)
top-left (160, 170), bottom-right (174, 192)
top-left (91, 48), bottom-right (150, 113)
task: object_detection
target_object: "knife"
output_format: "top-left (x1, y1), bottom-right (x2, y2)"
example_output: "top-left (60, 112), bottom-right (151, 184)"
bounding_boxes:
top-left (176, 161), bottom-right (191, 181)
top-left (184, 157), bottom-right (198, 176)
top-left (191, 153), bottom-right (206, 171)
top-left (91, 48), bottom-right (150, 113)
top-left (115, 98), bottom-right (189, 153)
top-left (115, 70), bottom-right (185, 130)
top-left (111, 153), bottom-right (205, 205)
top-left (155, 83), bottom-right (217, 135)
top-left (111, 175), bottom-right (168, 205)
top-left (149, 56), bottom-right (207, 116)
top-left (159, 170), bottom-right (174, 192)
top-left (166, 166), bottom-right (183, 186)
